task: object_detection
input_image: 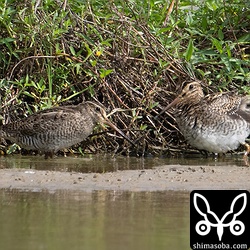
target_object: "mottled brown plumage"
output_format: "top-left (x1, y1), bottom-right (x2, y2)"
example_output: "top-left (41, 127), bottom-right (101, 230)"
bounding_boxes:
top-left (0, 101), bottom-right (133, 158)
top-left (161, 81), bottom-right (250, 161)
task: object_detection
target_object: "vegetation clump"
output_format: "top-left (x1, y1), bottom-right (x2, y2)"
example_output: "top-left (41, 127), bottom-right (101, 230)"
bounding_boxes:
top-left (0, 0), bottom-right (249, 156)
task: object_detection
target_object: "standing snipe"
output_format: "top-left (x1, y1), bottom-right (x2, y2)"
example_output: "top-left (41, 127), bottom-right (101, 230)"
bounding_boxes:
top-left (160, 81), bottom-right (250, 163)
top-left (0, 101), bottom-right (133, 158)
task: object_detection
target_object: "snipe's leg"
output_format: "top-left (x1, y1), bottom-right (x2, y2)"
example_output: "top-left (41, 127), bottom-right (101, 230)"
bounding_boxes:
top-left (243, 143), bottom-right (250, 166)
top-left (44, 151), bottom-right (54, 159)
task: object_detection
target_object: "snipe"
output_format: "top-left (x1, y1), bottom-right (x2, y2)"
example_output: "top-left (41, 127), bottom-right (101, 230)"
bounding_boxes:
top-left (0, 101), bottom-right (133, 158)
top-left (160, 81), bottom-right (250, 163)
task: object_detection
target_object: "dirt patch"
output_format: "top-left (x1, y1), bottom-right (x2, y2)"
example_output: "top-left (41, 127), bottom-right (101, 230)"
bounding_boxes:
top-left (0, 164), bottom-right (249, 192)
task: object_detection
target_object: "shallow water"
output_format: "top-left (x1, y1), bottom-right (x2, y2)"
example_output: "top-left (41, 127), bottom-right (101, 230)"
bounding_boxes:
top-left (0, 189), bottom-right (189, 250)
top-left (0, 153), bottom-right (246, 172)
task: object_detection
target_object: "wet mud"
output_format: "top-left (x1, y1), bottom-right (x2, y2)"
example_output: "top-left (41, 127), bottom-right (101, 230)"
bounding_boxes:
top-left (0, 164), bottom-right (249, 192)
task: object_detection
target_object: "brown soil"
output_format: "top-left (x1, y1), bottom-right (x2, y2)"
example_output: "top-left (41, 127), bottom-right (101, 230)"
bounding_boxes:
top-left (0, 164), bottom-right (249, 192)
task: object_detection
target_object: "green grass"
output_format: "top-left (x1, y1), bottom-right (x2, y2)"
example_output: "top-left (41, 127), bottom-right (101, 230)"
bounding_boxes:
top-left (0, 0), bottom-right (249, 156)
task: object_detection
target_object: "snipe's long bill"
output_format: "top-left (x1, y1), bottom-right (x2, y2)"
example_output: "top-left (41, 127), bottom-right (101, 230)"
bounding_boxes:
top-left (160, 81), bottom-right (250, 165)
top-left (0, 101), bottom-right (134, 159)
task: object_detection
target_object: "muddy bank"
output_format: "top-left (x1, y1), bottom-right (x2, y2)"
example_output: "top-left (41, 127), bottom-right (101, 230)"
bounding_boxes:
top-left (0, 164), bottom-right (249, 192)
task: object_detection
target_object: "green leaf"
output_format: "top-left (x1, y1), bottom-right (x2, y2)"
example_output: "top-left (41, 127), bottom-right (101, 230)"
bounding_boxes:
top-left (90, 60), bottom-right (97, 67)
top-left (212, 38), bottom-right (223, 54)
top-left (218, 29), bottom-right (224, 40)
top-left (238, 34), bottom-right (250, 43)
top-left (205, 0), bottom-right (219, 11)
top-left (0, 37), bottom-right (15, 44)
top-left (99, 69), bottom-right (113, 79)
top-left (221, 55), bottom-right (231, 71)
top-left (184, 39), bottom-right (194, 62)
top-left (140, 124), bottom-right (148, 130)
top-left (69, 46), bottom-right (76, 56)
top-left (186, 12), bottom-right (193, 26)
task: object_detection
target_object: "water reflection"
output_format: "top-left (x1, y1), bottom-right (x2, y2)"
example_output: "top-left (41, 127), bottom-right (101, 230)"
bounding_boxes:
top-left (0, 189), bottom-right (189, 250)
top-left (0, 153), bottom-right (245, 173)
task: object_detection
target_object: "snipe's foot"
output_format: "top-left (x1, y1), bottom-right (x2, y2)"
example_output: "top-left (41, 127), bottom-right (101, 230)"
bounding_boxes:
top-left (44, 151), bottom-right (54, 159)
top-left (243, 143), bottom-right (250, 166)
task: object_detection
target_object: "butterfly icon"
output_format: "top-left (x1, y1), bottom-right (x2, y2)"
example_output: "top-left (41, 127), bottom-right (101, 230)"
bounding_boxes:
top-left (193, 192), bottom-right (247, 241)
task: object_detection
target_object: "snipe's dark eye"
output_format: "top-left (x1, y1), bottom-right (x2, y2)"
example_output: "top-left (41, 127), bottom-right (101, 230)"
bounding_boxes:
top-left (189, 84), bottom-right (194, 90)
top-left (95, 106), bottom-right (101, 112)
